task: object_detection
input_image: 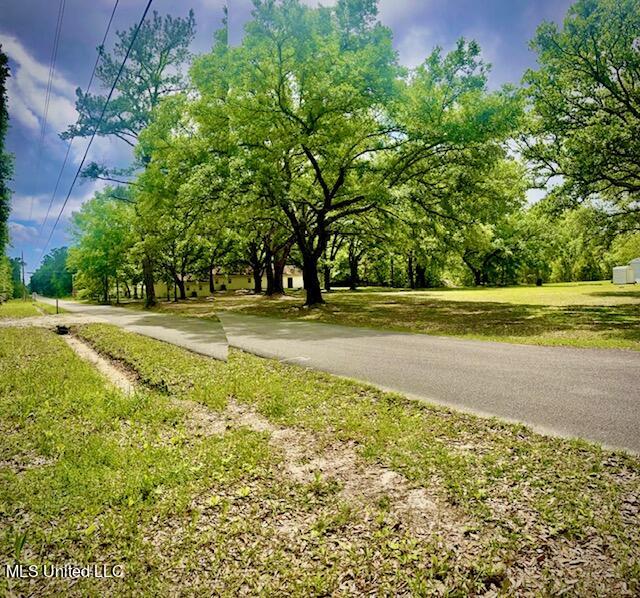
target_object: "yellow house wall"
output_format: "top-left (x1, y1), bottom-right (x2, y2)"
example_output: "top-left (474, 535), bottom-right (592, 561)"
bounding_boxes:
top-left (154, 273), bottom-right (304, 297)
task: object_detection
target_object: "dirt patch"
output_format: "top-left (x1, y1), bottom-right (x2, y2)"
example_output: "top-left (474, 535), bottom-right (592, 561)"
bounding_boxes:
top-left (178, 398), bottom-right (230, 437)
top-left (227, 401), bottom-right (471, 543)
top-left (63, 334), bottom-right (136, 395)
top-left (0, 452), bottom-right (56, 474)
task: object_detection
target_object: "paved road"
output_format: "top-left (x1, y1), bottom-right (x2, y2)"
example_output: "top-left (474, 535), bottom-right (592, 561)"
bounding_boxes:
top-left (14, 300), bottom-right (638, 453)
top-left (217, 312), bottom-right (640, 454)
top-left (32, 298), bottom-right (228, 361)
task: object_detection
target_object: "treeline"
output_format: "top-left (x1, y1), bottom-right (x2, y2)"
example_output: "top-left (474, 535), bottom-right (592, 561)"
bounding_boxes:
top-left (0, 45), bottom-right (13, 301)
top-left (63, 0), bottom-right (639, 306)
top-left (29, 247), bottom-right (72, 297)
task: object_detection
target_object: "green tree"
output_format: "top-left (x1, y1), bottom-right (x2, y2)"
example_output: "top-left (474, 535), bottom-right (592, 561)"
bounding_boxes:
top-left (607, 233), bottom-right (640, 265)
top-left (29, 247), bottom-right (73, 297)
top-left (62, 10), bottom-right (195, 150)
top-left (524, 0), bottom-right (640, 228)
top-left (136, 94), bottom-right (225, 299)
top-left (63, 10), bottom-right (197, 306)
top-left (0, 256), bottom-right (11, 302)
top-left (9, 256), bottom-right (25, 298)
top-left (545, 207), bottom-right (611, 282)
top-left (0, 44), bottom-right (13, 301)
top-left (67, 190), bottom-right (135, 302)
top-left (193, 0), bottom-right (399, 305)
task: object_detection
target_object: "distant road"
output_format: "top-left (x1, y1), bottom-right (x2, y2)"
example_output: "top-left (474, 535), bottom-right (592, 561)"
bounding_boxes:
top-left (217, 312), bottom-right (640, 454)
top-left (34, 298), bottom-right (228, 361)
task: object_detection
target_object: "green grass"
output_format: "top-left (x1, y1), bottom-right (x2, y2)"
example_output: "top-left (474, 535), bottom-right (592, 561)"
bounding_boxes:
top-left (8, 326), bottom-right (616, 595)
top-left (135, 281), bottom-right (640, 350)
top-left (0, 299), bottom-right (64, 318)
top-left (72, 323), bottom-right (640, 595)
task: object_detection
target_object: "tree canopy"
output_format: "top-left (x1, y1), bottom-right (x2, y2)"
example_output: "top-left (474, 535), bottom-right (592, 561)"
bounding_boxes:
top-left (29, 247), bottom-right (72, 298)
top-left (62, 0), bottom-right (639, 306)
top-left (0, 45), bottom-right (13, 301)
top-left (524, 0), bottom-right (640, 230)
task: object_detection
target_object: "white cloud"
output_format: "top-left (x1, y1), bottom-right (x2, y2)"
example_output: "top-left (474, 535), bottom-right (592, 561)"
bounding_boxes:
top-left (0, 34), bottom-right (75, 96)
top-left (8, 221), bottom-right (38, 244)
top-left (378, 0), bottom-right (432, 29)
top-left (525, 188), bottom-right (546, 205)
top-left (10, 181), bottom-right (104, 226)
top-left (5, 77), bottom-right (39, 130)
top-left (395, 25), bottom-right (438, 69)
top-left (0, 32), bottom-right (78, 135)
top-left (68, 133), bottom-right (134, 169)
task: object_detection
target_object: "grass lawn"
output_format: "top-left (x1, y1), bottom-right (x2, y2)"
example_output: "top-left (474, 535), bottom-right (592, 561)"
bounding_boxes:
top-left (134, 281), bottom-right (640, 350)
top-left (0, 299), bottom-right (64, 318)
top-left (2, 323), bottom-right (636, 595)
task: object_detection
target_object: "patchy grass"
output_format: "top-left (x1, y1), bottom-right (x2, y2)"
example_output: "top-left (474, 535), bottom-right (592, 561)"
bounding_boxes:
top-left (131, 281), bottom-right (640, 350)
top-left (0, 299), bottom-right (64, 318)
top-left (74, 323), bottom-right (640, 595)
top-left (0, 327), bottom-right (470, 595)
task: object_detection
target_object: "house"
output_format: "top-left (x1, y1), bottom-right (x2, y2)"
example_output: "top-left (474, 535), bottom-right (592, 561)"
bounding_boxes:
top-left (154, 266), bottom-right (304, 298)
top-left (612, 257), bottom-right (640, 284)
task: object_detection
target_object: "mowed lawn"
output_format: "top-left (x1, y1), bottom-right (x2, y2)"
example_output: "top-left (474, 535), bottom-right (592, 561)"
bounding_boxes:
top-left (137, 281), bottom-right (640, 350)
top-left (0, 299), bottom-right (63, 318)
top-left (1, 324), bottom-right (638, 595)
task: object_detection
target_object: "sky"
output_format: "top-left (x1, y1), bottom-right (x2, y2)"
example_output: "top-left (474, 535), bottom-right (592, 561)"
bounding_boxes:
top-left (1, 0), bottom-right (573, 277)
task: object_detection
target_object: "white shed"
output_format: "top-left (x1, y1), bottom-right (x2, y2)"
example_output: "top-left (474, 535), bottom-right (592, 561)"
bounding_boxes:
top-left (630, 258), bottom-right (640, 282)
top-left (613, 265), bottom-right (634, 284)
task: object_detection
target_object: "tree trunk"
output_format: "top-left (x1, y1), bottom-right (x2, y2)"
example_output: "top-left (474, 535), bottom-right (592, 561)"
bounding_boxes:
top-left (323, 264), bottom-right (331, 292)
top-left (209, 267), bottom-right (215, 294)
top-left (349, 258), bottom-right (358, 291)
top-left (408, 253), bottom-right (415, 289)
top-left (273, 260), bottom-right (286, 294)
top-left (252, 267), bottom-right (263, 294)
top-left (415, 264), bottom-right (426, 288)
top-left (272, 241), bottom-right (291, 295)
top-left (302, 252), bottom-right (324, 306)
top-left (390, 255), bottom-right (395, 287)
top-left (265, 248), bottom-right (275, 296)
top-left (176, 277), bottom-right (186, 300)
top-left (143, 256), bottom-right (156, 308)
top-left (133, 284), bottom-right (138, 300)
top-left (115, 276), bottom-right (120, 305)
top-left (103, 275), bottom-right (109, 304)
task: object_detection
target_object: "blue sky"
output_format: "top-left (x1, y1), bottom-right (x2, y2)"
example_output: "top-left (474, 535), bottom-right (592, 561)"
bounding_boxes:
top-left (1, 0), bottom-right (572, 276)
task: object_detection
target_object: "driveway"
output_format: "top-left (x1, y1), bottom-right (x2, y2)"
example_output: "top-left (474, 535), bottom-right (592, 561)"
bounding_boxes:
top-left (217, 312), bottom-right (640, 454)
top-left (32, 298), bottom-right (228, 361)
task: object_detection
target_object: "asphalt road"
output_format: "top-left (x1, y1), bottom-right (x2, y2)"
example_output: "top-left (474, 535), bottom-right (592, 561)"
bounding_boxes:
top-left (33, 298), bottom-right (228, 361)
top-left (22, 299), bottom-right (639, 453)
top-left (217, 312), bottom-right (640, 454)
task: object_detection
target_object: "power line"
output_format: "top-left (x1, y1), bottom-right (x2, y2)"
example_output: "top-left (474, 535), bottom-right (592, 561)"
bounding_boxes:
top-left (29, 0), bottom-right (66, 220)
top-left (41, 0), bottom-right (154, 258)
top-left (39, 0), bottom-right (121, 236)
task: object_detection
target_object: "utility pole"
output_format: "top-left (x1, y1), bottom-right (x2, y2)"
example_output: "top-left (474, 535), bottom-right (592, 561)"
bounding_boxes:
top-left (21, 251), bottom-right (26, 301)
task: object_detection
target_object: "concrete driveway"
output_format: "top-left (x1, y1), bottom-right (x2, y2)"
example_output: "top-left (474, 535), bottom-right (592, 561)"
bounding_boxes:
top-left (217, 312), bottom-right (640, 454)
